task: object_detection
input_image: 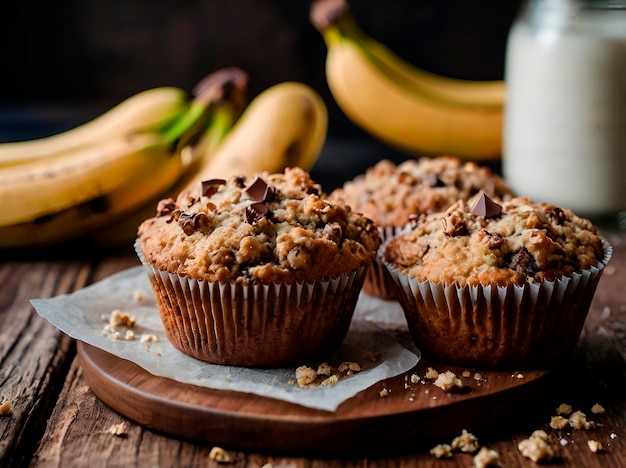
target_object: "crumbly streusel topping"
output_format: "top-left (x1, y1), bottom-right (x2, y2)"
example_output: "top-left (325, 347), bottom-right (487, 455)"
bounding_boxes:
top-left (138, 167), bottom-right (380, 283)
top-left (328, 157), bottom-right (514, 228)
top-left (384, 195), bottom-right (605, 286)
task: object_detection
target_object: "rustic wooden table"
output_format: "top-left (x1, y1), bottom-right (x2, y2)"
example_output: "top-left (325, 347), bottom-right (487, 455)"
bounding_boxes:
top-left (0, 134), bottom-right (625, 466)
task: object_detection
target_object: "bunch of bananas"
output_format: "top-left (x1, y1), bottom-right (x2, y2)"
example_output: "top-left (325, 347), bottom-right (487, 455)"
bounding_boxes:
top-left (310, 0), bottom-right (505, 160)
top-left (0, 70), bottom-right (328, 249)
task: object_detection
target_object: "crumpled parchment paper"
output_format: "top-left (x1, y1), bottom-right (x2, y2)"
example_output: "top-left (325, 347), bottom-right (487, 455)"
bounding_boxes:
top-left (31, 266), bottom-right (419, 412)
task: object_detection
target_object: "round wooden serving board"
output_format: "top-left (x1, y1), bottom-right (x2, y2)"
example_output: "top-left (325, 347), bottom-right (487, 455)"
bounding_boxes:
top-left (78, 341), bottom-right (554, 456)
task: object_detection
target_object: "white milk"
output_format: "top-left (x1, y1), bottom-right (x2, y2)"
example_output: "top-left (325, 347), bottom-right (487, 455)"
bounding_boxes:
top-left (503, 1), bottom-right (626, 219)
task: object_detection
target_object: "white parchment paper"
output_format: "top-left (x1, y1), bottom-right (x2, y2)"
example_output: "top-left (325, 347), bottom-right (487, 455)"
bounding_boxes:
top-left (31, 266), bottom-right (419, 412)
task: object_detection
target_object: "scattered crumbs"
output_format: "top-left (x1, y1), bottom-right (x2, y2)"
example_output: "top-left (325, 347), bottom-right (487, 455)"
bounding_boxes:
top-left (338, 361), bottom-right (361, 375)
top-left (429, 444), bottom-right (453, 459)
top-left (425, 367), bottom-right (439, 380)
top-left (133, 289), bottom-right (144, 302)
top-left (517, 430), bottom-right (555, 463)
top-left (569, 410), bottom-right (595, 430)
top-left (473, 446), bottom-right (501, 468)
top-left (0, 401), bottom-right (12, 416)
top-left (316, 362), bottom-right (332, 376)
top-left (591, 403), bottom-right (605, 415)
top-left (293, 361), bottom-right (362, 388)
top-left (209, 446), bottom-right (232, 463)
top-left (379, 387), bottom-right (390, 398)
top-left (140, 333), bottom-right (159, 344)
top-left (321, 375), bottom-right (339, 387)
top-left (109, 309), bottom-right (136, 328)
top-left (125, 330), bottom-right (135, 341)
top-left (550, 415), bottom-right (570, 430)
top-left (107, 422), bottom-right (127, 436)
top-left (451, 429), bottom-right (480, 453)
top-left (408, 393), bottom-right (415, 402)
top-left (433, 371), bottom-right (463, 392)
top-left (462, 370), bottom-right (471, 378)
top-left (610, 432), bottom-right (617, 440)
top-left (556, 403), bottom-right (573, 415)
top-left (474, 372), bottom-right (483, 381)
top-left (515, 373), bottom-right (524, 379)
top-left (111, 331), bottom-right (121, 340)
top-left (587, 440), bottom-right (603, 453)
top-left (295, 366), bottom-right (318, 388)
top-left (410, 373), bottom-right (420, 384)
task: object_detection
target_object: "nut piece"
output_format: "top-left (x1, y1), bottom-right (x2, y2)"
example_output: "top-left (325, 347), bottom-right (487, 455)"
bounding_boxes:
top-left (209, 446), bottom-right (232, 463)
top-left (569, 410), bottom-right (595, 430)
top-left (550, 415), bottom-right (570, 430)
top-left (556, 403), bottom-right (573, 415)
top-left (107, 422), bottom-right (127, 436)
top-left (0, 401), bottom-right (12, 416)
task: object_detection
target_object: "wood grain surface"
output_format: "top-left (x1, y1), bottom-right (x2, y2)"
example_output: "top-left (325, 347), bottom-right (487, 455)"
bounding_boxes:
top-left (1, 233), bottom-right (625, 467)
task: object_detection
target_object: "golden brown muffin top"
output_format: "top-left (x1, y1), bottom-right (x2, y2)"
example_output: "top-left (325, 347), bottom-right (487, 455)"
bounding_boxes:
top-left (384, 193), bottom-right (605, 286)
top-left (328, 156), bottom-right (515, 228)
top-left (137, 167), bottom-right (380, 284)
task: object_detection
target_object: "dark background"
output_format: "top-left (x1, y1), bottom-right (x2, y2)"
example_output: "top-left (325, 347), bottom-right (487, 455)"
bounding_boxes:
top-left (0, 0), bottom-right (523, 188)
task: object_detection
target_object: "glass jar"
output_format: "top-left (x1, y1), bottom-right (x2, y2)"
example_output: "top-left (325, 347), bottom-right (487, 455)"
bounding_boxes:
top-left (503, 0), bottom-right (626, 226)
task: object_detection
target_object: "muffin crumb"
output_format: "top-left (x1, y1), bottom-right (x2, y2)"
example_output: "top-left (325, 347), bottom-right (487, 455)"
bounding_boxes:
top-left (107, 422), bottom-right (127, 436)
top-left (556, 403), bottom-right (573, 415)
top-left (591, 403), bottom-right (605, 415)
top-left (430, 444), bottom-right (453, 458)
top-left (517, 430), bottom-right (555, 463)
top-left (451, 429), bottom-right (480, 453)
top-left (587, 440), bottom-right (603, 453)
top-left (433, 371), bottom-right (463, 392)
top-left (473, 446), bottom-right (501, 468)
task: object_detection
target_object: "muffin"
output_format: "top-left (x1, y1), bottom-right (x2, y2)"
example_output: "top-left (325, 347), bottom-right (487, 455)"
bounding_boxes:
top-left (136, 167), bottom-right (380, 367)
top-left (383, 192), bottom-right (611, 369)
top-left (329, 156), bottom-right (515, 298)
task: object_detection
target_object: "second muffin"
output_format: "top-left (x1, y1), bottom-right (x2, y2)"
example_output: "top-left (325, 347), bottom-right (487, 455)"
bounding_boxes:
top-left (383, 193), bottom-right (611, 369)
top-left (329, 156), bottom-right (515, 298)
top-left (136, 167), bottom-right (380, 367)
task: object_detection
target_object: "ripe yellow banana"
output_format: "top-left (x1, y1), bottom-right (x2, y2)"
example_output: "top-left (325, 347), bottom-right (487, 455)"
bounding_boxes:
top-left (0, 70), bottom-right (241, 247)
top-left (183, 81), bottom-right (328, 189)
top-left (0, 86), bottom-right (188, 167)
top-left (310, 0), bottom-right (503, 160)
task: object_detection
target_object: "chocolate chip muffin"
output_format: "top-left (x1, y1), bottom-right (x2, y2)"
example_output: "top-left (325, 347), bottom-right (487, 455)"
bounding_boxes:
top-left (136, 167), bottom-right (380, 367)
top-left (329, 156), bottom-right (515, 299)
top-left (383, 193), bottom-right (611, 369)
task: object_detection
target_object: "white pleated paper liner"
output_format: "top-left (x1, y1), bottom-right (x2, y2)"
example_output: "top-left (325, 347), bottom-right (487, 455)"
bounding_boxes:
top-left (136, 240), bottom-right (368, 367)
top-left (382, 239), bottom-right (613, 370)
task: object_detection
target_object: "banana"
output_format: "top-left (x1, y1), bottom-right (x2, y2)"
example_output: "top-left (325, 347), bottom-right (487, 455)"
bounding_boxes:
top-left (182, 81), bottom-right (328, 190)
top-left (0, 68), bottom-right (247, 247)
top-left (0, 86), bottom-right (188, 167)
top-left (310, 0), bottom-right (503, 160)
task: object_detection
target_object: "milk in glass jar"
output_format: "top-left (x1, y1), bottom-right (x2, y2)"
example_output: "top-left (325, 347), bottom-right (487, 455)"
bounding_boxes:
top-left (503, 0), bottom-right (626, 224)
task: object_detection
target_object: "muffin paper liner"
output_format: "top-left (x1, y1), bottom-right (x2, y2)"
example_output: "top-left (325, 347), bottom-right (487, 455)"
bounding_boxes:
top-left (383, 239), bottom-right (613, 369)
top-left (363, 225), bottom-right (408, 299)
top-left (136, 241), bottom-right (367, 367)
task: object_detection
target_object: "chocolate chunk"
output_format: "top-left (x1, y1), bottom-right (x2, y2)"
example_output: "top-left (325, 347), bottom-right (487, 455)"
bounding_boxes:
top-left (547, 207), bottom-right (567, 225)
top-left (201, 179), bottom-right (226, 197)
top-left (507, 248), bottom-right (538, 276)
top-left (245, 202), bottom-right (269, 225)
top-left (470, 192), bottom-right (502, 218)
top-left (484, 230), bottom-right (504, 249)
top-left (244, 176), bottom-right (271, 202)
top-left (322, 222), bottom-right (342, 241)
top-left (178, 212), bottom-right (210, 235)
